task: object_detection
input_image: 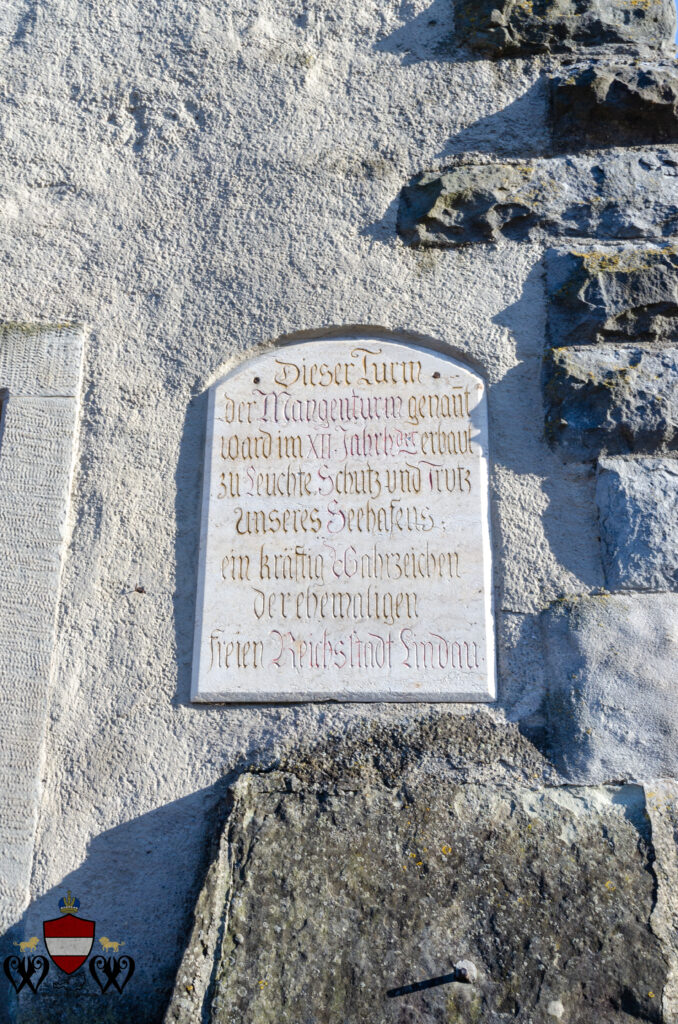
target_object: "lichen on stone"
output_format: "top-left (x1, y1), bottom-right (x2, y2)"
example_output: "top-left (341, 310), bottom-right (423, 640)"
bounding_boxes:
top-left (165, 714), bottom-right (670, 1023)
top-left (455, 0), bottom-right (676, 57)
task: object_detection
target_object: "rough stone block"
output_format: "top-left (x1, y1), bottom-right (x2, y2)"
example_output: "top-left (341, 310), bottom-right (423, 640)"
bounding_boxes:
top-left (644, 781), bottom-right (678, 1020)
top-left (397, 154), bottom-right (678, 247)
top-left (455, 0), bottom-right (676, 58)
top-left (398, 164), bottom-right (538, 247)
top-left (551, 64), bottom-right (678, 151)
top-left (596, 457), bottom-right (678, 590)
top-left (544, 344), bottom-right (678, 459)
top-left (543, 592), bottom-right (678, 781)
top-left (546, 247), bottom-right (678, 349)
top-left (165, 715), bottom-right (667, 1024)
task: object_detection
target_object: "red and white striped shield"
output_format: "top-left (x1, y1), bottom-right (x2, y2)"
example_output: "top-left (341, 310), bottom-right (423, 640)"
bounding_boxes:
top-left (43, 914), bottom-right (95, 974)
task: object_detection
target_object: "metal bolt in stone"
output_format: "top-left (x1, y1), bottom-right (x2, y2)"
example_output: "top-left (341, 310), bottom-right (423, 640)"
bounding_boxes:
top-left (454, 960), bottom-right (478, 984)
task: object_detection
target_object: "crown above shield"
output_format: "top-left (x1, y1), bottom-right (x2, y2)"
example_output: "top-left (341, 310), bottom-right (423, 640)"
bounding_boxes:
top-left (58, 891), bottom-right (80, 915)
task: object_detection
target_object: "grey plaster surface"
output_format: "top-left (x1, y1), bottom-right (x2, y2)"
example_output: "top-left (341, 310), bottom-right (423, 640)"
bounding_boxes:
top-left (596, 456), bottom-right (678, 591)
top-left (0, 4), bottom-right (583, 1016)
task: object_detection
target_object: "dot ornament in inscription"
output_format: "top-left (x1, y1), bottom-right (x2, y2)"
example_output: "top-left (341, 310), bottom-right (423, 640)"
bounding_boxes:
top-left (192, 338), bottom-right (494, 702)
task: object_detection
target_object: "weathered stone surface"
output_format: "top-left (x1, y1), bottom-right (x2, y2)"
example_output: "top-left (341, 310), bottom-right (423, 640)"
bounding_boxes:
top-left (398, 165), bottom-right (538, 247)
top-left (398, 154), bottom-right (678, 247)
top-left (596, 457), bottom-right (678, 590)
top-left (268, 711), bottom-right (559, 789)
top-left (547, 246), bottom-right (678, 349)
top-left (455, 0), bottom-right (676, 58)
top-left (544, 345), bottom-right (678, 459)
top-left (543, 593), bottom-right (678, 782)
top-left (645, 781), bottom-right (678, 1021)
top-left (166, 715), bottom-right (668, 1024)
top-left (552, 64), bottom-right (678, 151)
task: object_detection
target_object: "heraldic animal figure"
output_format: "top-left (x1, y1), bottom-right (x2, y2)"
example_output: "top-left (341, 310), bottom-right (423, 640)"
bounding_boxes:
top-left (99, 937), bottom-right (124, 953)
top-left (14, 937), bottom-right (39, 954)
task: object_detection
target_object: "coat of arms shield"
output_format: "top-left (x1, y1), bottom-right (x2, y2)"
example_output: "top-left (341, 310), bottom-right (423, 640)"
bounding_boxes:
top-left (42, 892), bottom-right (95, 975)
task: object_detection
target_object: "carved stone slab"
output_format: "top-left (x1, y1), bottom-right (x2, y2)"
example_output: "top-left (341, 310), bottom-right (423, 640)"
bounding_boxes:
top-left (0, 325), bottom-right (84, 929)
top-left (192, 339), bottom-right (494, 702)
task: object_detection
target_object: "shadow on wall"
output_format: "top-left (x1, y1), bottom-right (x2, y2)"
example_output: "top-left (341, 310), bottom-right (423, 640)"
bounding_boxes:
top-left (373, 1), bottom-right (549, 161)
top-left (362, 16), bottom-right (549, 248)
top-left (375, 0), bottom-right (458, 65)
top-left (486, 259), bottom-right (605, 737)
top-left (1, 784), bottom-right (230, 1024)
top-left (172, 388), bottom-right (209, 707)
top-left (490, 260), bottom-right (602, 591)
top-left (437, 79), bottom-right (549, 160)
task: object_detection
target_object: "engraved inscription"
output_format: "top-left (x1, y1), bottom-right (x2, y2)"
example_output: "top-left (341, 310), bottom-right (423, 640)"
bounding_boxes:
top-left (192, 339), bottom-right (494, 702)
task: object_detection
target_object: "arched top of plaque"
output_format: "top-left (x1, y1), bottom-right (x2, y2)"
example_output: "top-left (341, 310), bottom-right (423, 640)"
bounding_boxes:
top-left (192, 338), bottom-right (494, 702)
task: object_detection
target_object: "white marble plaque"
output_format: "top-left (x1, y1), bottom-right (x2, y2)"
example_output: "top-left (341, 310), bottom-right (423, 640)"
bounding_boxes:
top-left (192, 340), bottom-right (494, 702)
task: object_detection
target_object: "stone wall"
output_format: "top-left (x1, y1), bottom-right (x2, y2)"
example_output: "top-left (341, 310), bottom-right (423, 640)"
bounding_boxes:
top-left (397, 1), bottom-right (678, 794)
top-left (0, 0), bottom-right (676, 1022)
